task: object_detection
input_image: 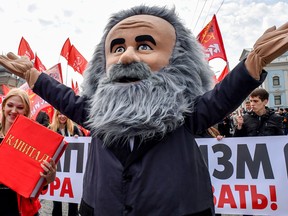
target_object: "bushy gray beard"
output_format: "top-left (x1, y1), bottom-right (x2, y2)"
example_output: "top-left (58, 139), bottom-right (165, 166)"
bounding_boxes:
top-left (87, 62), bottom-right (191, 146)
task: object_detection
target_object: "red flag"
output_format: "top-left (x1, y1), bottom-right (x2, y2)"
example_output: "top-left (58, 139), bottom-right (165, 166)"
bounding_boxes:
top-left (39, 106), bottom-right (54, 124)
top-left (68, 45), bottom-right (88, 75)
top-left (34, 54), bottom-right (47, 72)
top-left (60, 38), bottom-right (72, 61)
top-left (217, 64), bottom-right (229, 82)
top-left (18, 37), bottom-right (35, 60)
top-left (78, 125), bottom-right (90, 136)
top-left (197, 15), bottom-right (227, 61)
top-left (2, 84), bottom-right (10, 95)
top-left (0, 85), bottom-right (9, 104)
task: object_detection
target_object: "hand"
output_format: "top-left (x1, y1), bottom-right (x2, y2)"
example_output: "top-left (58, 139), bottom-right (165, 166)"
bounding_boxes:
top-left (40, 159), bottom-right (57, 185)
top-left (0, 52), bottom-right (33, 78)
top-left (0, 52), bottom-right (40, 88)
top-left (245, 22), bottom-right (288, 80)
top-left (216, 135), bottom-right (224, 141)
top-left (235, 115), bottom-right (244, 129)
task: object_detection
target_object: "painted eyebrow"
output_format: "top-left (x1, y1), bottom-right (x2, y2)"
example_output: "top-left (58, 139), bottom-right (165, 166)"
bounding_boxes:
top-left (110, 35), bottom-right (156, 52)
top-left (135, 35), bottom-right (156, 45)
top-left (110, 38), bottom-right (125, 52)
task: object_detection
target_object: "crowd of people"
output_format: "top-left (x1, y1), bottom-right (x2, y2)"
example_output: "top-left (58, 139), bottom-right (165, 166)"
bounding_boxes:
top-left (1, 88), bottom-right (286, 216)
top-left (215, 93), bottom-right (288, 139)
top-left (0, 4), bottom-right (287, 216)
top-left (2, 86), bottom-right (286, 216)
top-left (277, 107), bottom-right (288, 135)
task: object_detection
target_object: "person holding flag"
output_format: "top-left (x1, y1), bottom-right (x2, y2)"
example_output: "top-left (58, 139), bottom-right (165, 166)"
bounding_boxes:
top-left (0, 5), bottom-right (288, 216)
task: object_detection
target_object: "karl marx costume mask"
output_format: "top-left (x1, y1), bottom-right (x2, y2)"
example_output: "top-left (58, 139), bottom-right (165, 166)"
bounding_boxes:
top-left (82, 8), bottom-right (214, 145)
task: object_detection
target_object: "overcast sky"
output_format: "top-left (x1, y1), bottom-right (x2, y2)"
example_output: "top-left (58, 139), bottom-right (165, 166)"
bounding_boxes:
top-left (0, 0), bottom-right (287, 84)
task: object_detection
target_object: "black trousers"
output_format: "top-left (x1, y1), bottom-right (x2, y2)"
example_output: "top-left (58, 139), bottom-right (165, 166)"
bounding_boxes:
top-left (52, 201), bottom-right (79, 216)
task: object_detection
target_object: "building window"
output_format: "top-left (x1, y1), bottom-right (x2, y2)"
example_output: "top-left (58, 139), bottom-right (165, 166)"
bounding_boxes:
top-left (274, 95), bottom-right (281, 105)
top-left (272, 76), bottom-right (280, 86)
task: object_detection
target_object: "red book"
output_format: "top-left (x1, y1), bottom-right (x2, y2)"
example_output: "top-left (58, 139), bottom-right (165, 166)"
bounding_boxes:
top-left (0, 115), bottom-right (67, 198)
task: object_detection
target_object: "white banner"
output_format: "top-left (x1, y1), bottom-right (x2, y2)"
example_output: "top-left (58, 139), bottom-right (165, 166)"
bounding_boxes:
top-left (40, 137), bottom-right (90, 203)
top-left (40, 135), bottom-right (288, 215)
top-left (196, 136), bottom-right (288, 216)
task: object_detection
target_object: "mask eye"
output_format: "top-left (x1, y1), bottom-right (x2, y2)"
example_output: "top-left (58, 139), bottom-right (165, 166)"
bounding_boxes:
top-left (138, 44), bottom-right (152, 51)
top-left (114, 46), bottom-right (125, 53)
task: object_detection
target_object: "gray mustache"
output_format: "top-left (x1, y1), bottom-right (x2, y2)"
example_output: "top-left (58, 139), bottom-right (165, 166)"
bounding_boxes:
top-left (107, 62), bottom-right (152, 83)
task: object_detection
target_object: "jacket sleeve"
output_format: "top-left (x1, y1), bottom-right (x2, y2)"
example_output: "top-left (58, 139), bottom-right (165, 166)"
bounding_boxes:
top-left (187, 60), bottom-right (267, 133)
top-left (33, 73), bottom-right (89, 128)
top-left (233, 126), bottom-right (247, 137)
top-left (274, 114), bottom-right (285, 135)
top-left (73, 125), bottom-right (82, 136)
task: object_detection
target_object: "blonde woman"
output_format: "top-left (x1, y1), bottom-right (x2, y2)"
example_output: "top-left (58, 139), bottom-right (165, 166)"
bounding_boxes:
top-left (0, 88), bottom-right (56, 216)
top-left (49, 109), bottom-right (81, 216)
top-left (49, 109), bottom-right (81, 138)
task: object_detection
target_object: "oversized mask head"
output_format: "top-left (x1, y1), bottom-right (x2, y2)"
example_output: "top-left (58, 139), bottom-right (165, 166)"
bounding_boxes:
top-left (81, 5), bottom-right (214, 145)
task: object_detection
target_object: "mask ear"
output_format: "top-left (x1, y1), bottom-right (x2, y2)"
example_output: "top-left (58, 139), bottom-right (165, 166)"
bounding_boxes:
top-left (263, 99), bottom-right (269, 106)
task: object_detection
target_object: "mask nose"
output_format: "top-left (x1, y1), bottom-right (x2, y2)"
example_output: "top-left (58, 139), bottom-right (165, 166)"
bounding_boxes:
top-left (118, 47), bottom-right (140, 65)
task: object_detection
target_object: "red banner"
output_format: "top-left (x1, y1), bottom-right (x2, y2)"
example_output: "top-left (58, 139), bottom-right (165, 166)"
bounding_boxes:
top-left (18, 37), bottom-right (35, 60)
top-left (45, 63), bottom-right (63, 84)
top-left (217, 64), bottom-right (229, 82)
